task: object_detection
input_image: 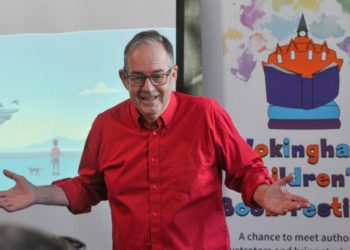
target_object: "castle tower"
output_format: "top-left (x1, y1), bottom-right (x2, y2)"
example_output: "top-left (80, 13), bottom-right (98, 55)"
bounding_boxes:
top-left (297, 14), bottom-right (308, 37)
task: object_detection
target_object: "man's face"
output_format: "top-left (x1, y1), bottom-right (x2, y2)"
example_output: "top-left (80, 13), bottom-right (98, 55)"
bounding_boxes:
top-left (120, 43), bottom-right (177, 124)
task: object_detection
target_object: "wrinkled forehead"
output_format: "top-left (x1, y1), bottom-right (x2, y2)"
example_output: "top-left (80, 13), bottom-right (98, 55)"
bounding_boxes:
top-left (127, 43), bottom-right (169, 72)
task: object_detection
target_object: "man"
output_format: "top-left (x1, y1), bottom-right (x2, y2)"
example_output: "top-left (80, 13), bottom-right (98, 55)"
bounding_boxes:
top-left (0, 30), bottom-right (309, 249)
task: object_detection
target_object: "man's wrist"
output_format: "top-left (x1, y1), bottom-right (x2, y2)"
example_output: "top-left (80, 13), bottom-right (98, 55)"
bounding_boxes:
top-left (252, 184), bottom-right (270, 208)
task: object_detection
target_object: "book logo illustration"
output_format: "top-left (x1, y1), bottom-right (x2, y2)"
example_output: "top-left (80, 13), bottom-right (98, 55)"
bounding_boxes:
top-left (262, 15), bottom-right (343, 130)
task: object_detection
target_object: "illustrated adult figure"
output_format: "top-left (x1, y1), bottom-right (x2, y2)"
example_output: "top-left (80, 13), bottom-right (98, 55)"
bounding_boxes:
top-left (51, 139), bottom-right (61, 176)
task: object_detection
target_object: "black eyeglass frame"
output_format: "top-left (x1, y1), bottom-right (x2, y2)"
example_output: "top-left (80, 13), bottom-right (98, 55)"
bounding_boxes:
top-left (125, 67), bottom-right (175, 87)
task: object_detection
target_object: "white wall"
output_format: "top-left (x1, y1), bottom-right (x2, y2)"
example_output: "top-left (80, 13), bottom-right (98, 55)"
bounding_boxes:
top-left (0, 0), bottom-right (175, 35)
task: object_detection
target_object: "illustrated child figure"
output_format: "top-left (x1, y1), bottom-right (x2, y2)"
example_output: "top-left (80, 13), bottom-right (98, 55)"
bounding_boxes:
top-left (51, 139), bottom-right (61, 176)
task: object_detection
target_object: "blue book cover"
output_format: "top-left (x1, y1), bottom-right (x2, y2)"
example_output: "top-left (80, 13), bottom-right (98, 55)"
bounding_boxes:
top-left (268, 101), bottom-right (340, 120)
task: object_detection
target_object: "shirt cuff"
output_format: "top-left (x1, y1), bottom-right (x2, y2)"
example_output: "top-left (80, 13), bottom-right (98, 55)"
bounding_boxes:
top-left (243, 176), bottom-right (274, 210)
top-left (53, 178), bottom-right (92, 214)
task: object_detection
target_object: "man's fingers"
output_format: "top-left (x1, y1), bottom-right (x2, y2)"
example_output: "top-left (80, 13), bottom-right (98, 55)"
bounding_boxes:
top-left (3, 169), bottom-right (21, 182)
top-left (0, 196), bottom-right (11, 211)
top-left (277, 174), bottom-right (294, 186)
top-left (0, 201), bottom-right (16, 212)
top-left (290, 194), bottom-right (309, 206)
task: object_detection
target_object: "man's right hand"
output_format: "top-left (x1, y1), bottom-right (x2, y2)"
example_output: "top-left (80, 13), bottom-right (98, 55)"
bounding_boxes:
top-left (0, 170), bottom-right (37, 212)
top-left (0, 170), bottom-right (69, 212)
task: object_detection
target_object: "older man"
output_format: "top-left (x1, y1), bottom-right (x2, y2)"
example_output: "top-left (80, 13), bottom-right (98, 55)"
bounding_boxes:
top-left (0, 30), bottom-right (308, 250)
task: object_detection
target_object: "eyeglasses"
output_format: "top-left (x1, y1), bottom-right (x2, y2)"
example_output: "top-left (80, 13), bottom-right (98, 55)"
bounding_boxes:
top-left (126, 67), bottom-right (174, 87)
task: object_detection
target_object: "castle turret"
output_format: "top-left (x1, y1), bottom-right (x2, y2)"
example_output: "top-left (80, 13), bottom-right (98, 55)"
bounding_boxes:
top-left (297, 14), bottom-right (308, 37)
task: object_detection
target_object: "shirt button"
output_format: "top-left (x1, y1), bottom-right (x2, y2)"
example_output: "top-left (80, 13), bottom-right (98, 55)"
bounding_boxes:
top-left (152, 211), bottom-right (159, 217)
top-left (153, 131), bottom-right (157, 135)
top-left (151, 184), bottom-right (158, 189)
top-left (151, 158), bottom-right (155, 162)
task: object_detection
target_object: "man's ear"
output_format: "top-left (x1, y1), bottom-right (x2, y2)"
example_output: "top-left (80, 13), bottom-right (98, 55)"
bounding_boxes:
top-left (119, 70), bottom-right (129, 90)
top-left (171, 65), bottom-right (178, 81)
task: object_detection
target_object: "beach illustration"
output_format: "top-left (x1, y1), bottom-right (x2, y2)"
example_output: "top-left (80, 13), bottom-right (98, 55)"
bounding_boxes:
top-left (0, 28), bottom-right (176, 190)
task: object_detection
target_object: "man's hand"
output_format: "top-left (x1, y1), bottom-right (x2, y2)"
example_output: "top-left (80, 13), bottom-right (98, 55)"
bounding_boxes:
top-left (0, 170), bottom-right (36, 212)
top-left (253, 174), bottom-right (309, 215)
top-left (0, 170), bottom-right (69, 212)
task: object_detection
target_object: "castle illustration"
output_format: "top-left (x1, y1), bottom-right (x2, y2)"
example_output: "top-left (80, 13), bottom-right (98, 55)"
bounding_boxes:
top-left (262, 15), bottom-right (343, 129)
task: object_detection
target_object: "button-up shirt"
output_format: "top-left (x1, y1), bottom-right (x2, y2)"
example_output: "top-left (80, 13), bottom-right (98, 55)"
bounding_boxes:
top-left (54, 92), bottom-right (272, 250)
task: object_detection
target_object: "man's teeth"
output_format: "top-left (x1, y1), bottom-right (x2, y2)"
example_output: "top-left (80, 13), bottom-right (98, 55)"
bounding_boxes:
top-left (142, 96), bottom-right (157, 100)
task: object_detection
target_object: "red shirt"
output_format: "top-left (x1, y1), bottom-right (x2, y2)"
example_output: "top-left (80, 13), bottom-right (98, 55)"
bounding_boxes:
top-left (54, 92), bottom-right (272, 250)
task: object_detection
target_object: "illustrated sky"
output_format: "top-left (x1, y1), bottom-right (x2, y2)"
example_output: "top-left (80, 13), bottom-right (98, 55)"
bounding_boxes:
top-left (0, 28), bottom-right (176, 149)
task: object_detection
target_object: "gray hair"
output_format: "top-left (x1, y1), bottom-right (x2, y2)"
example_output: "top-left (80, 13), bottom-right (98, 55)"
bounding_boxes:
top-left (123, 30), bottom-right (174, 73)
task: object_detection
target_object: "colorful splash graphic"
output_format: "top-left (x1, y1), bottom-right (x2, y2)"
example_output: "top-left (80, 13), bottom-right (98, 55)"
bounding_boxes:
top-left (262, 15), bottom-right (343, 129)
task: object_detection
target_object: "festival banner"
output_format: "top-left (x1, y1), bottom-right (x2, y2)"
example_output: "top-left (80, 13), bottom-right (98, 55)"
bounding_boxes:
top-left (218, 1), bottom-right (350, 249)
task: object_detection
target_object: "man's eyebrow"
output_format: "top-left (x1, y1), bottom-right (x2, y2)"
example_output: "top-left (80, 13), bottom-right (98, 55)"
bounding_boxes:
top-left (129, 69), bottom-right (166, 75)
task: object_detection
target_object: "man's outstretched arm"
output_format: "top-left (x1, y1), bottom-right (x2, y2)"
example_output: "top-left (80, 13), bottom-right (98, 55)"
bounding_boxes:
top-left (0, 170), bottom-right (69, 212)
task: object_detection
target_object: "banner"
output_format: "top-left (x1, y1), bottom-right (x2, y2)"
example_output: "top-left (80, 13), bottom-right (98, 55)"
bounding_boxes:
top-left (203, 0), bottom-right (350, 249)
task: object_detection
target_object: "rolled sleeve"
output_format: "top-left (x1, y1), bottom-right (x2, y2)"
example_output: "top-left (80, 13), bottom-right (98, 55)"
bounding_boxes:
top-left (53, 178), bottom-right (95, 214)
top-left (235, 159), bottom-right (273, 209)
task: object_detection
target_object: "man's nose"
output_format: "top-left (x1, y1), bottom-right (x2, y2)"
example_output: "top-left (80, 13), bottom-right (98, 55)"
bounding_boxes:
top-left (141, 77), bottom-right (155, 91)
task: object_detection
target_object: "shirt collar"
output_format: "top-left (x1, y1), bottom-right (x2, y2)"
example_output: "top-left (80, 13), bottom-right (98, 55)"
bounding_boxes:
top-left (130, 91), bottom-right (177, 130)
